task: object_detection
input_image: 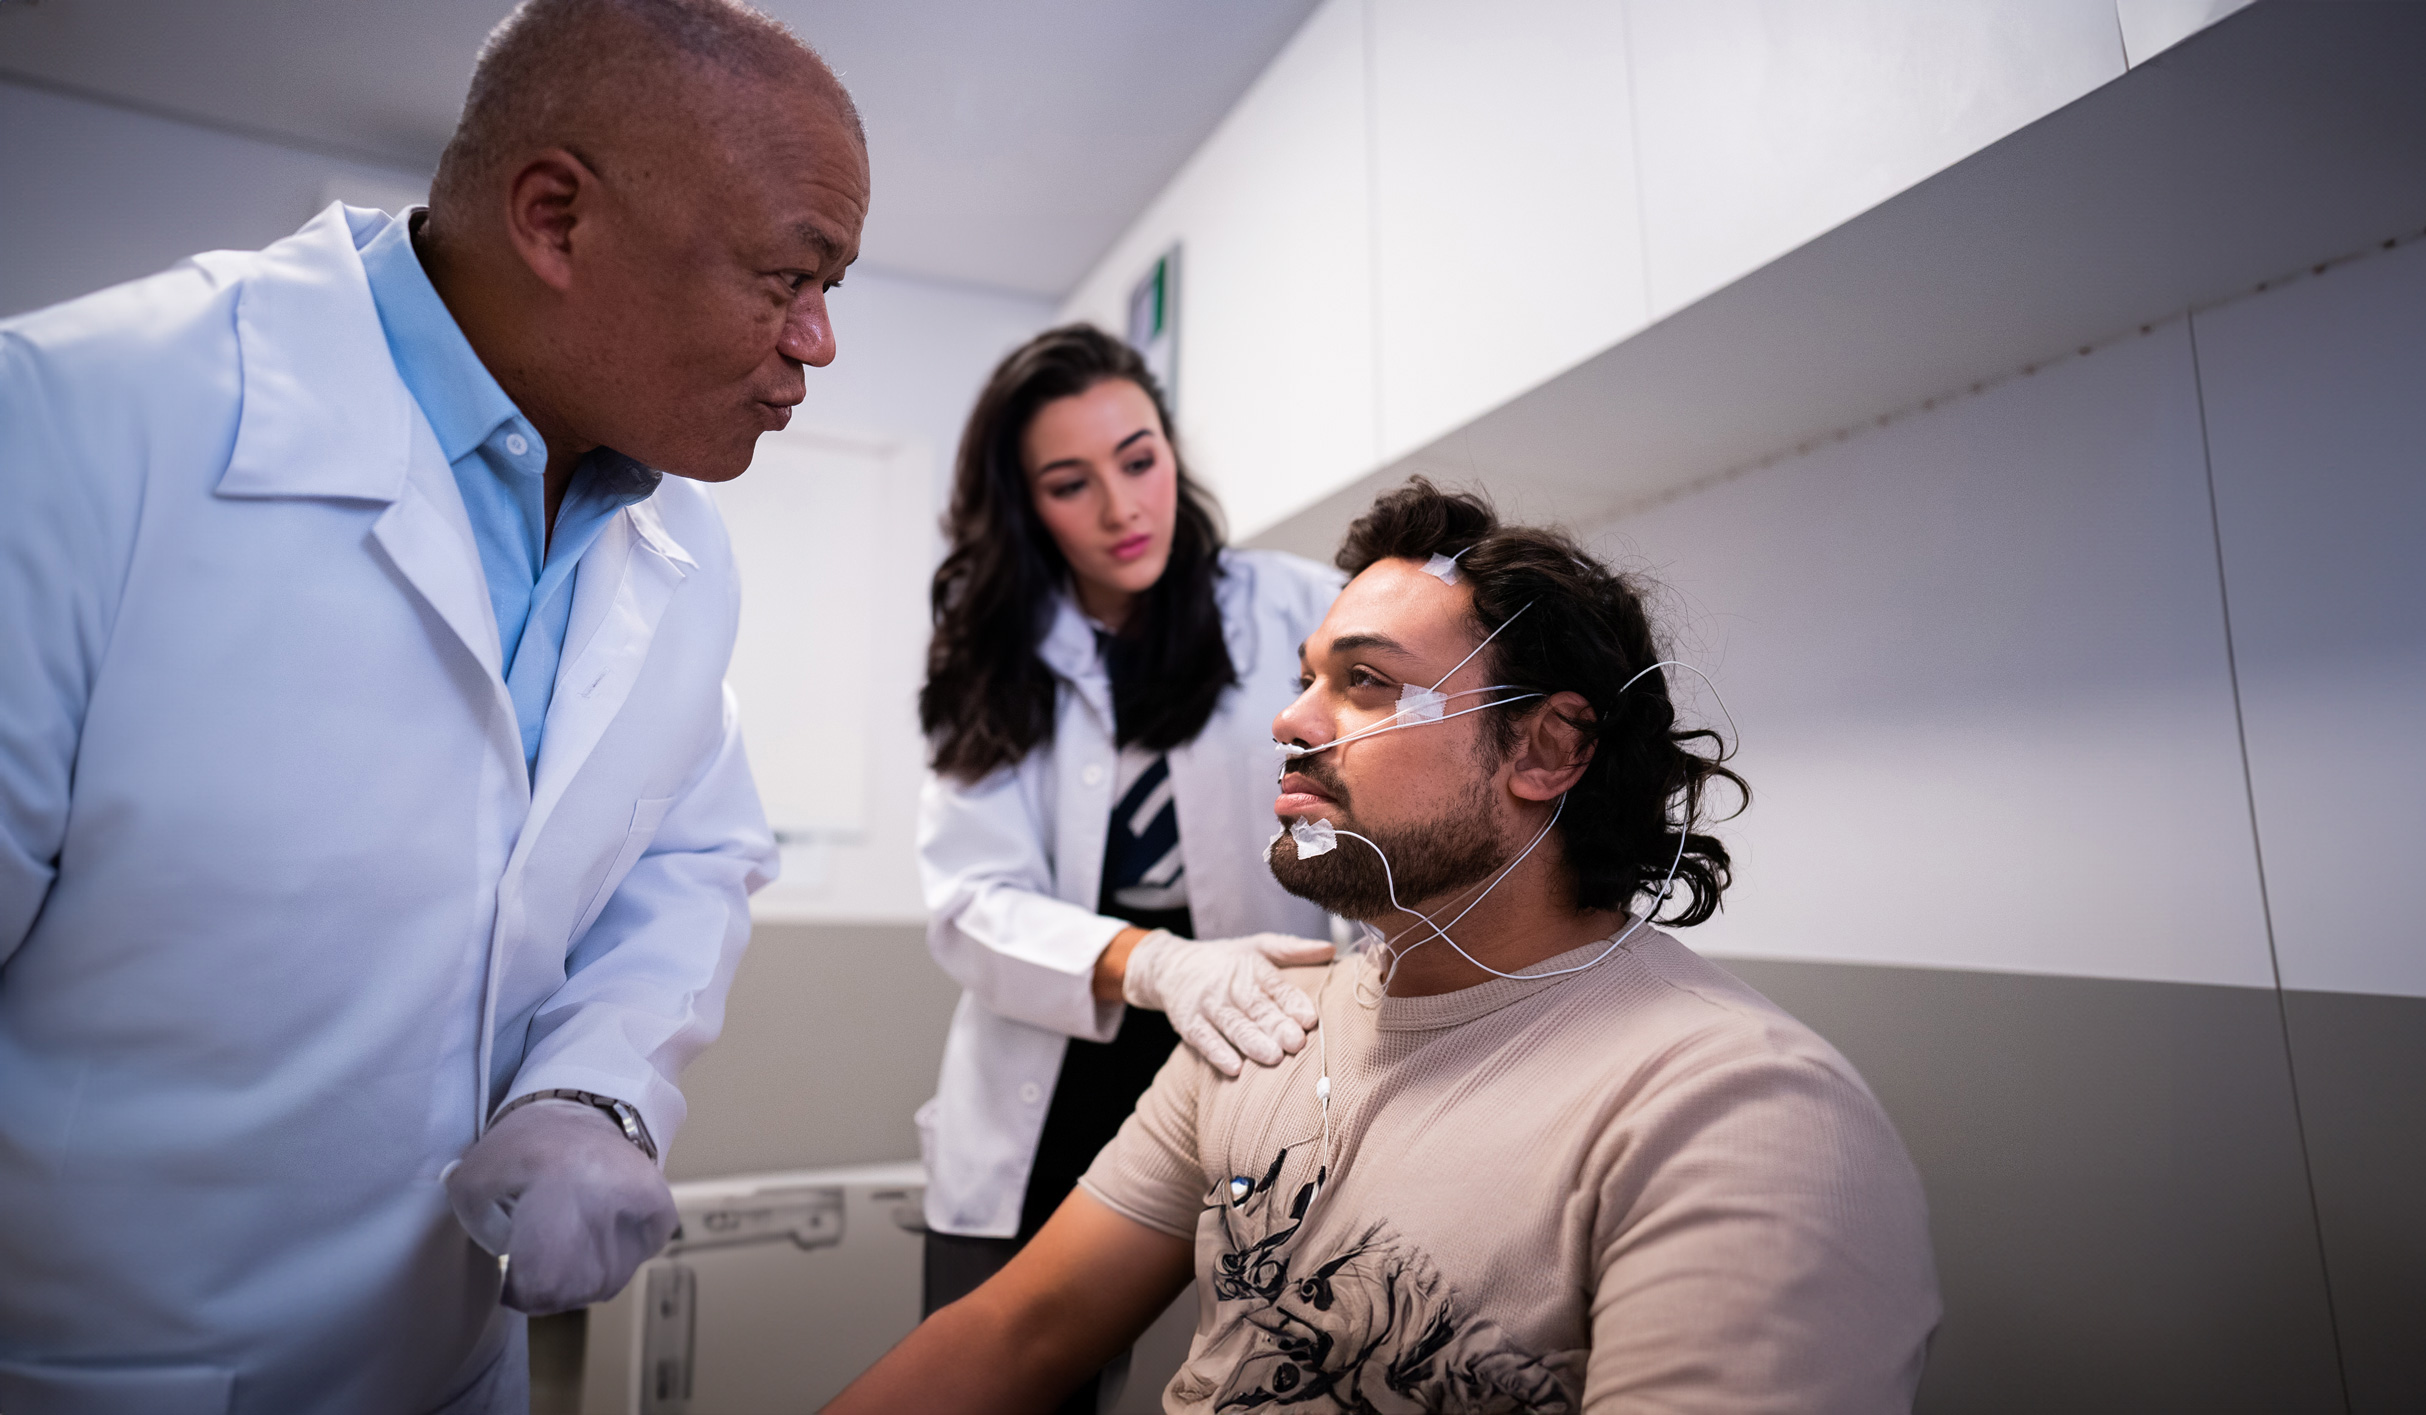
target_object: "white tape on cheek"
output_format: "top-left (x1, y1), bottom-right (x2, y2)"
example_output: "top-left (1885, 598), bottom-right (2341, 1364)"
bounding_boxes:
top-left (1397, 684), bottom-right (1445, 722)
top-left (1290, 818), bottom-right (1339, 858)
top-left (1420, 553), bottom-right (1462, 585)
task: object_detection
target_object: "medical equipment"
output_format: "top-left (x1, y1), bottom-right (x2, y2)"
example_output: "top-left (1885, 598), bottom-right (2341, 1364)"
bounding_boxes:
top-left (1420, 549), bottom-right (1468, 585)
top-left (1267, 656), bottom-right (1734, 1231)
top-left (578, 1163), bottom-right (1197, 1414)
top-left (1277, 600), bottom-right (1542, 761)
top-left (578, 1164), bottom-right (923, 1414)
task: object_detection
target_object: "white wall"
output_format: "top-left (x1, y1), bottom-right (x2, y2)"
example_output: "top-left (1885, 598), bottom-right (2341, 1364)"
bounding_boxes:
top-left (1, 75), bottom-right (1053, 924)
top-left (735, 270), bottom-right (1054, 923)
top-left (1059, 0), bottom-right (2262, 546)
top-left (0, 78), bottom-right (431, 319)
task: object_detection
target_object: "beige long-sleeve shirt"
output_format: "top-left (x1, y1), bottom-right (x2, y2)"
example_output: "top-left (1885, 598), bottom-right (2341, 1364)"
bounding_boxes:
top-left (1080, 929), bottom-right (1940, 1413)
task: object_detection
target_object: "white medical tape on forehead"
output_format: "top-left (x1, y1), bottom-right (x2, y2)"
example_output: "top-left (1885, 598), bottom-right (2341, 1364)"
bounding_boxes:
top-left (1420, 552), bottom-right (1463, 585)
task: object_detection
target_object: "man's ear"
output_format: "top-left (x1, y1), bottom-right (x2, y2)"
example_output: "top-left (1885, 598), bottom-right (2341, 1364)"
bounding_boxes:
top-left (1507, 692), bottom-right (1595, 803)
top-left (501, 148), bottom-right (597, 293)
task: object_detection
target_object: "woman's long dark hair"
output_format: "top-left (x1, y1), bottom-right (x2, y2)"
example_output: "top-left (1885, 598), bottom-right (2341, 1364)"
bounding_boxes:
top-left (922, 324), bottom-right (1235, 784)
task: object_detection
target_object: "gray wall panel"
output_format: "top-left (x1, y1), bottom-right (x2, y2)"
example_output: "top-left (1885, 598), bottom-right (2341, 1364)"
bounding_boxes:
top-left (1719, 957), bottom-right (2344, 1413)
top-left (2195, 235), bottom-right (2426, 1000)
top-left (668, 922), bottom-right (957, 1183)
top-left (2281, 989), bottom-right (2426, 1412)
top-left (1589, 319), bottom-right (2275, 989)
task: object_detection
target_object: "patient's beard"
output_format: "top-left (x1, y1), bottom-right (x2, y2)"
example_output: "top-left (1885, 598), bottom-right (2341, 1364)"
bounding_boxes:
top-left (1267, 768), bottom-right (1508, 922)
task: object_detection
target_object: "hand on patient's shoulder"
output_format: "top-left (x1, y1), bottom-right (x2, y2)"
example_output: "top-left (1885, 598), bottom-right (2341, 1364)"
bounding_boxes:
top-left (1123, 931), bottom-right (1334, 1078)
top-left (443, 1099), bottom-right (678, 1316)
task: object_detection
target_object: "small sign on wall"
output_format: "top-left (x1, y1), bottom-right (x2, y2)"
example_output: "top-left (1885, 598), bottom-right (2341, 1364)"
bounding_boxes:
top-left (1127, 245), bottom-right (1180, 412)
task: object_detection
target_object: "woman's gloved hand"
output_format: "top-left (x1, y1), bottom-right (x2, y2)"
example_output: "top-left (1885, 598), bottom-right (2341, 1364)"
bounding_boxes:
top-left (1121, 930), bottom-right (1335, 1076)
top-left (443, 1099), bottom-right (679, 1315)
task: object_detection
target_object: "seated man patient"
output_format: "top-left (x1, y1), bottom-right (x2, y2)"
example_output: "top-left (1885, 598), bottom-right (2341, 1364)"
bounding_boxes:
top-left (829, 479), bottom-right (1940, 1413)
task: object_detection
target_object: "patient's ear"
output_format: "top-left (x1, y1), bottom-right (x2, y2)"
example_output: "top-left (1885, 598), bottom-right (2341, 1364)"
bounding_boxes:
top-left (1507, 692), bottom-right (1594, 802)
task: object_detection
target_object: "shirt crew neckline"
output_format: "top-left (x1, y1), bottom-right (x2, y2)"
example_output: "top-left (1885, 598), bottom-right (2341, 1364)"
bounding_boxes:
top-left (1364, 925), bottom-right (1646, 1032)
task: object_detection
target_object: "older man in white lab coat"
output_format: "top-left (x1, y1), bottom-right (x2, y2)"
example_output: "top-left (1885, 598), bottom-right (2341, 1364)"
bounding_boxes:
top-left (0, 2), bottom-right (867, 1411)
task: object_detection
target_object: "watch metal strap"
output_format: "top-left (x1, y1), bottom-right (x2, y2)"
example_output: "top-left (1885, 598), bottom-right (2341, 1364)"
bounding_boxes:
top-left (493, 1088), bottom-right (658, 1161)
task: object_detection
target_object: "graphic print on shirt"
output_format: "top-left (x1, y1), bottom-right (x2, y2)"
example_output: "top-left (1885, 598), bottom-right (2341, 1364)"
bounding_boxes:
top-left (1174, 1147), bottom-right (1579, 1413)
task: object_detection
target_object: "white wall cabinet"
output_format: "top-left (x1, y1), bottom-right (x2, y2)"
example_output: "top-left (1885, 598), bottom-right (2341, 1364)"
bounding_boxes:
top-left (1369, 0), bottom-right (1647, 466)
top-left (1059, 0), bottom-right (1376, 542)
top-left (1624, 0), bottom-right (2123, 318)
top-left (1060, 0), bottom-right (2167, 544)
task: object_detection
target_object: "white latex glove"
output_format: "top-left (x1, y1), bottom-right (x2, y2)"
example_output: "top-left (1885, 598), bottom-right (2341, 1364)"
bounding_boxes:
top-left (444, 1099), bottom-right (679, 1316)
top-left (1122, 930), bottom-right (1335, 1077)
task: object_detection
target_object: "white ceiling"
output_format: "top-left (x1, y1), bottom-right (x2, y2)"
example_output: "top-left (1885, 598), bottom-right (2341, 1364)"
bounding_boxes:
top-left (0, 0), bottom-right (1318, 298)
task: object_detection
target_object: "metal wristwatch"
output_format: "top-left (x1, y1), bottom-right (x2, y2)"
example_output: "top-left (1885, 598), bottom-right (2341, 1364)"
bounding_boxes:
top-left (493, 1088), bottom-right (658, 1162)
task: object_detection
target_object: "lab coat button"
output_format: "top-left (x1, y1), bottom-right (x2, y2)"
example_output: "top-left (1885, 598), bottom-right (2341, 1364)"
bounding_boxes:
top-left (1081, 764), bottom-right (1106, 787)
top-left (505, 432), bottom-right (529, 457)
top-left (1019, 1082), bottom-right (1043, 1104)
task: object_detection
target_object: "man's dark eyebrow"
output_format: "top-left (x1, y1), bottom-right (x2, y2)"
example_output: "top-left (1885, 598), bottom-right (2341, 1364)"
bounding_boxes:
top-left (1327, 632), bottom-right (1415, 659)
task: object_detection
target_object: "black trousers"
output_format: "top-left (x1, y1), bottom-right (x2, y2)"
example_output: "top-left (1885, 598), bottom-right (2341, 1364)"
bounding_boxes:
top-left (922, 1004), bottom-right (1182, 1414)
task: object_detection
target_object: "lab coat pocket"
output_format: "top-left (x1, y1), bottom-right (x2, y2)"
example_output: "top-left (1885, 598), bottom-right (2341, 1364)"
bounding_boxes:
top-left (568, 795), bottom-right (676, 943)
top-left (0, 1360), bottom-right (234, 1415)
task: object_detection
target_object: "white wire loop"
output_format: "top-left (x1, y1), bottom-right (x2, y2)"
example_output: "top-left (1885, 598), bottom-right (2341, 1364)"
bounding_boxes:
top-left (1264, 653), bottom-right (1734, 1235)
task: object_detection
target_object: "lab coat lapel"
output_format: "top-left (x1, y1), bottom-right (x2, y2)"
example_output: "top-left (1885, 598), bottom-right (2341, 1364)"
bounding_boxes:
top-left (215, 204), bottom-right (413, 504)
top-left (213, 203), bottom-right (516, 728)
top-left (524, 496), bottom-right (695, 836)
top-left (368, 417), bottom-right (510, 688)
top-left (1037, 596), bottom-right (1111, 724)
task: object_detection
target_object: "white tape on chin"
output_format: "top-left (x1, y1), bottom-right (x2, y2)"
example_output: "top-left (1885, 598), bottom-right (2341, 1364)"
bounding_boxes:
top-left (1290, 818), bottom-right (1339, 858)
top-left (1420, 553), bottom-right (1462, 585)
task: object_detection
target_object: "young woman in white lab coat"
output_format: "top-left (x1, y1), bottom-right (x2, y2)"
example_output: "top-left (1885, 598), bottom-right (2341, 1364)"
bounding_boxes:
top-left (915, 325), bottom-right (1340, 1401)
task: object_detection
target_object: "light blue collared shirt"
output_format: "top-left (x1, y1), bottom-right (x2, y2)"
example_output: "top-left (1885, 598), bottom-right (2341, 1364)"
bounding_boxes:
top-left (357, 212), bottom-right (659, 777)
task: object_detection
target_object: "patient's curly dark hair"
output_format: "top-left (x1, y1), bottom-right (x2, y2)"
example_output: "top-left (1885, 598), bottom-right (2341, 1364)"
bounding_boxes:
top-left (1334, 477), bottom-right (1747, 925)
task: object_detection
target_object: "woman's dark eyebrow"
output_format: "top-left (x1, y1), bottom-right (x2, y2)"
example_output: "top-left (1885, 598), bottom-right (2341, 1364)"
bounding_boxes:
top-left (1033, 428), bottom-right (1154, 482)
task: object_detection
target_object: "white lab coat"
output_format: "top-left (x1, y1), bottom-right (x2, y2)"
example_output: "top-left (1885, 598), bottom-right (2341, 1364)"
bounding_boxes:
top-left (915, 549), bottom-right (1342, 1237)
top-left (0, 207), bottom-right (777, 1413)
